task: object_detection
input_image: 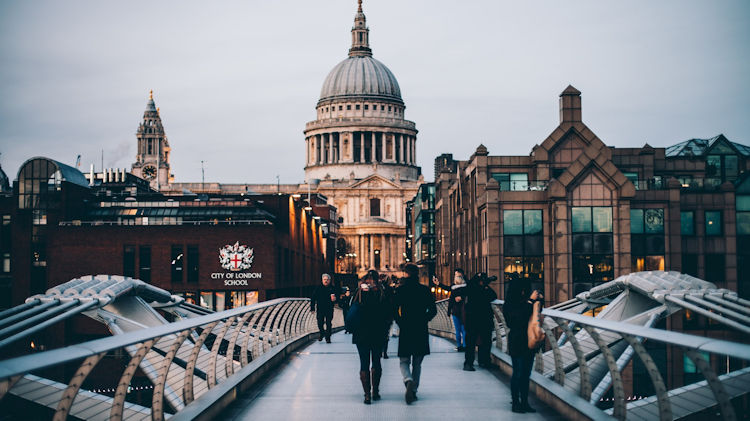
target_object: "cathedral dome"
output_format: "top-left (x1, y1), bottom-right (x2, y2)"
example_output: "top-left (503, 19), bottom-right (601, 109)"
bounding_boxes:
top-left (319, 56), bottom-right (402, 104)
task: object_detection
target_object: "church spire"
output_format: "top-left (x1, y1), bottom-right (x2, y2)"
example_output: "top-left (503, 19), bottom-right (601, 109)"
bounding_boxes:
top-left (349, 0), bottom-right (372, 57)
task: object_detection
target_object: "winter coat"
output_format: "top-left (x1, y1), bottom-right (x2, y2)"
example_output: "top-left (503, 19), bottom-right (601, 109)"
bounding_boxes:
top-left (394, 280), bottom-right (437, 357)
top-left (351, 289), bottom-right (392, 347)
top-left (464, 281), bottom-right (497, 332)
top-left (447, 283), bottom-right (467, 322)
top-left (502, 298), bottom-right (534, 357)
top-left (310, 284), bottom-right (338, 315)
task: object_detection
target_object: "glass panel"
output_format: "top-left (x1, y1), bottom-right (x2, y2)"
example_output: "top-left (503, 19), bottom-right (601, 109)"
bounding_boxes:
top-left (123, 245), bottom-right (135, 278)
top-left (572, 234), bottom-right (592, 254)
top-left (593, 207), bottom-right (613, 232)
top-left (524, 210), bottom-right (542, 235)
top-left (646, 256), bottom-right (665, 271)
top-left (504, 236), bottom-right (524, 256)
top-left (646, 235), bottom-right (666, 255)
top-left (491, 173), bottom-right (510, 191)
top-left (593, 234), bottom-right (613, 254)
top-left (171, 246), bottom-right (183, 283)
top-left (738, 196), bottom-right (750, 212)
top-left (246, 291), bottom-right (258, 305)
top-left (737, 212), bottom-right (750, 236)
top-left (571, 207), bottom-right (591, 233)
top-left (524, 236), bottom-right (544, 256)
top-left (503, 210), bottom-right (523, 235)
top-left (624, 172), bottom-right (639, 189)
top-left (215, 292), bottom-right (226, 312)
top-left (725, 155), bottom-right (739, 179)
top-left (706, 155), bottom-right (721, 177)
top-left (705, 211), bottom-right (722, 236)
top-left (200, 292), bottom-right (214, 310)
top-left (510, 173), bottom-right (528, 191)
top-left (644, 209), bottom-right (664, 234)
top-left (503, 257), bottom-right (524, 281)
top-left (630, 209), bottom-right (644, 234)
top-left (681, 211), bottom-right (694, 235)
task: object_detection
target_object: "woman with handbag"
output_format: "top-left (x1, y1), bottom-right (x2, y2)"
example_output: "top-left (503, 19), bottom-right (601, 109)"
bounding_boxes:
top-left (347, 270), bottom-right (392, 404)
top-left (502, 275), bottom-right (543, 414)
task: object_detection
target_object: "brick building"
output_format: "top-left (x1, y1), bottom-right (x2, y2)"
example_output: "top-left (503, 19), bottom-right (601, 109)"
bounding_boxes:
top-left (434, 86), bottom-right (750, 305)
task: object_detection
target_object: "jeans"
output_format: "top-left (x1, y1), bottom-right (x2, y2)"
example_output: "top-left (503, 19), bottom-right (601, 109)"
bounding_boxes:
top-left (316, 311), bottom-right (333, 340)
top-left (356, 343), bottom-right (383, 371)
top-left (510, 353), bottom-right (535, 404)
top-left (452, 315), bottom-right (466, 347)
top-left (399, 355), bottom-right (425, 390)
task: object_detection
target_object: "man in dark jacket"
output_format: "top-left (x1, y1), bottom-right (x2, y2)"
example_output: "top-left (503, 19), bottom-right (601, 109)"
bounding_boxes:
top-left (394, 263), bottom-right (437, 404)
top-left (463, 272), bottom-right (498, 371)
top-left (310, 273), bottom-right (337, 343)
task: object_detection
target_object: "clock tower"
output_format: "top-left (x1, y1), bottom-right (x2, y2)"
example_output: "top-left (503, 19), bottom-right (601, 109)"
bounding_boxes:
top-left (131, 90), bottom-right (172, 190)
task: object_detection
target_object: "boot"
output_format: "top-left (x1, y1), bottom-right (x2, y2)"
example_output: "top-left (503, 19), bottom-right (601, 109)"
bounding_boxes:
top-left (512, 399), bottom-right (524, 413)
top-left (371, 368), bottom-right (382, 400)
top-left (520, 401), bottom-right (536, 413)
top-left (359, 371), bottom-right (371, 404)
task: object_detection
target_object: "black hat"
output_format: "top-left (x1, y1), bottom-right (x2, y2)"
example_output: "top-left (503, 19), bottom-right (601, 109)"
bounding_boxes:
top-left (473, 272), bottom-right (497, 284)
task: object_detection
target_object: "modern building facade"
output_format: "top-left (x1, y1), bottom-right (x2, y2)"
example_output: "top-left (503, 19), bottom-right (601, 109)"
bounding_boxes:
top-left (434, 86), bottom-right (750, 306)
top-left (406, 182), bottom-right (436, 284)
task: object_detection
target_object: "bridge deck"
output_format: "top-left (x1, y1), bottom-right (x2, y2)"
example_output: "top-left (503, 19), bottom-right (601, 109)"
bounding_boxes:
top-left (222, 332), bottom-right (560, 421)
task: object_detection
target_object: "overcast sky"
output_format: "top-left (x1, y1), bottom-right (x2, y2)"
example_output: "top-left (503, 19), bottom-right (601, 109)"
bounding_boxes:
top-left (1, 0), bottom-right (749, 184)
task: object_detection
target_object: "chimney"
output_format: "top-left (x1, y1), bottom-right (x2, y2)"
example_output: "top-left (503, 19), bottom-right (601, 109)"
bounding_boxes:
top-left (89, 164), bottom-right (94, 186)
top-left (559, 85), bottom-right (582, 123)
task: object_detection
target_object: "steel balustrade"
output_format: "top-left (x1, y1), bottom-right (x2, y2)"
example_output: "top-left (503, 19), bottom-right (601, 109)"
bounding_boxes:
top-left (0, 298), bottom-right (342, 421)
top-left (429, 297), bottom-right (750, 420)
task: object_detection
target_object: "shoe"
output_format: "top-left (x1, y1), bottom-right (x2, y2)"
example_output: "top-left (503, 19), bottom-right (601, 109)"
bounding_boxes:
top-left (371, 368), bottom-right (382, 401)
top-left (360, 371), bottom-right (371, 404)
top-left (383, 353), bottom-right (389, 359)
top-left (457, 346), bottom-right (465, 352)
top-left (404, 380), bottom-right (417, 404)
top-left (326, 337), bottom-right (331, 343)
top-left (512, 402), bottom-right (524, 413)
top-left (520, 402), bottom-right (536, 413)
top-left (463, 363), bottom-right (475, 371)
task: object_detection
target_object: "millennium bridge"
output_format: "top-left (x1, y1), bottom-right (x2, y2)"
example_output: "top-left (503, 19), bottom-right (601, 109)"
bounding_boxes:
top-left (0, 271), bottom-right (748, 420)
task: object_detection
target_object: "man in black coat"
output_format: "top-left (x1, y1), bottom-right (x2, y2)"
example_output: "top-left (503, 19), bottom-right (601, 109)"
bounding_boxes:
top-left (393, 263), bottom-right (437, 404)
top-left (463, 272), bottom-right (498, 371)
top-left (310, 273), bottom-right (337, 343)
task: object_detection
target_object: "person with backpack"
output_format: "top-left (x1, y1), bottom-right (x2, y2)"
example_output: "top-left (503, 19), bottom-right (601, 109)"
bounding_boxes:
top-left (502, 275), bottom-right (543, 413)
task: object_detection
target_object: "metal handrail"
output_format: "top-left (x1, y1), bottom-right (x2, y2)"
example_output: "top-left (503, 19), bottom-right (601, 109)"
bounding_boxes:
top-left (0, 297), bottom-right (342, 421)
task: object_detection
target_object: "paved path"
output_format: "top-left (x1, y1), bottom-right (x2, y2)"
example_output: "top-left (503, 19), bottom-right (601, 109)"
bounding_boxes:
top-left (222, 332), bottom-right (560, 421)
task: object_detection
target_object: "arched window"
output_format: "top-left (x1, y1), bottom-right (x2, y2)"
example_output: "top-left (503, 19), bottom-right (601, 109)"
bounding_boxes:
top-left (370, 198), bottom-right (380, 217)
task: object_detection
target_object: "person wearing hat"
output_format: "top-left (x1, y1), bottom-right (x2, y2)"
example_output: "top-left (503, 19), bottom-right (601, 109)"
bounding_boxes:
top-left (463, 272), bottom-right (498, 371)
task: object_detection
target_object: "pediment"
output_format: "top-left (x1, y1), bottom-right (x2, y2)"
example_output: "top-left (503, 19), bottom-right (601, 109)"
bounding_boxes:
top-left (348, 174), bottom-right (401, 190)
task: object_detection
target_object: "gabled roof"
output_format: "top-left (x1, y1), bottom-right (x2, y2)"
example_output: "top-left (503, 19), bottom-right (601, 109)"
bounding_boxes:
top-left (665, 134), bottom-right (749, 157)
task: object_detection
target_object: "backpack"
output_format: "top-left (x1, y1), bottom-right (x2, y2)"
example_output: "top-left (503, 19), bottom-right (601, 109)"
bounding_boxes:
top-left (527, 301), bottom-right (545, 349)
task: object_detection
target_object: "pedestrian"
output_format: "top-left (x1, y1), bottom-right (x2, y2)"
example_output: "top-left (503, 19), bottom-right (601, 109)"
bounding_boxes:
top-left (463, 272), bottom-right (498, 371)
top-left (502, 275), bottom-right (542, 413)
top-left (393, 263), bottom-right (437, 404)
top-left (447, 269), bottom-right (468, 351)
top-left (310, 273), bottom-right (337, 343)
top-left (340, 286), bottom-right (352, 333)
top-left (350, 270), bottom-right (391, 404)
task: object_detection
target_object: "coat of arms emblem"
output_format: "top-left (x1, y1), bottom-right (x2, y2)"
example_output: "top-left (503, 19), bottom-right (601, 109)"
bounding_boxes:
top-left (219, 241), bottom-right (254, 271)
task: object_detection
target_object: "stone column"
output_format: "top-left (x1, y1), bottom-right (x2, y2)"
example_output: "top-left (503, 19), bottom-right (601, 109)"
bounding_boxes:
top-left (391, 134), bottom-right (396, 163)
top-left (328, 133), bottom-right (333, 163)
top-left (305, 137), bottom-right (309, 165)
top-left (369, 234), bottom-right (374, 269)
top-left (371, 132), bottom-right (376, 163)
top-left (382, 234), bottom-right (388, 269)
top-left (360, 132), bottom-right (365, 163)
top-left (411, 137), bottom-right (416, 164)
top-left (382, 134), bottom-right (387, 162)
top-left (360, 235), bottom-right (365, 269)
top-left (399, 134), bottom-right (404, 163)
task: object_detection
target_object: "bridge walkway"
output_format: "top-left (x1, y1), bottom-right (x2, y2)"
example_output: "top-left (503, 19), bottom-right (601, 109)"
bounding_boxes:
top-left (222, 331), bottom-right (562, 421)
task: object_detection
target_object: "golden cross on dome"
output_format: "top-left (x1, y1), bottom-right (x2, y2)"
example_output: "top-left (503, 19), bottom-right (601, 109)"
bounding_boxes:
top-left (149, 90), bottom-right (153, 100)
top-left (358, 0), bottom-right (362, 12)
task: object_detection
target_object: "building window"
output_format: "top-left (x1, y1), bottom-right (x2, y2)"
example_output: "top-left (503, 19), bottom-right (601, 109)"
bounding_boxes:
top-left (364, 104), bottom-right (369, 110)
top-left (681, 211), bottom-right (695, 236)
top-left (623, 172), bottom-right (639, 190)
top-left (171, 245), bottom-right (183, 283)
top-left (32, 210), bottom-right (47, 225)
top-left (2, 253), bottom-right (10, 273)
top-left (707, 154), bottom-right (740, 183)
top-left (705, 254), bottom-right (726, 284)
top-left (187, 245), bottom-right (199, 282)
top-left (139, 246), bottom-right (151, 283)
top-left (356, 104), bottom-right (360, 110)
top-left (631, 208), bottom-right (665, 272)
top-left (705, 211), bottom-right (722, 236)
top-left (370, 198), bottom-right (381, 217)
top-left (381, 105), bottom-right (385, 110)
top-left (737, 196), bottom-right (750, 235)
top-left (503, 210), bottom-right (544, 293)
top-left (123, 245), bottom-right (136, 278)
top-left (571, 207), bottom-right (613, 294)
top-left (2, 215), bottom-right (10, 225)
top-left (491, 173), bottom-right (528, 191)
top-left (339, 105), bottom-right (343, 111)
top-left (347, 105), bottom-right (351, 110)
